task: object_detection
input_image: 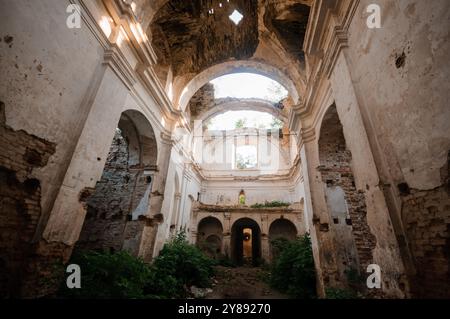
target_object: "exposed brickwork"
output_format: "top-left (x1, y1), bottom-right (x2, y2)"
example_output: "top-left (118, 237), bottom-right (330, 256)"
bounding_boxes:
top-left (189, 83), bottom-right (215, 118)
top-left (0, 101), bottom-right (56, 298)
top-left (319, 106), bottom-right (377, 290)
top-left (76, 128), bottom-right (151, 254)
top-left (402, 151), bottom-right (450, 298)
top-left (20, 240), bottom-right (72, 298)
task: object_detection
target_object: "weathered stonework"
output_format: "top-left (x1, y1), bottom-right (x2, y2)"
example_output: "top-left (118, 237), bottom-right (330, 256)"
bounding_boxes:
top-left (77, 127), bottom-right (152, 255)
top-left (318, 105), bottom-right (377, 294)
top-left (401, 151), bottom-right (450, 298)
top-left (0, 101), bottom-right (56, 298)
top-left (1, 0), bottom-right (449, 299)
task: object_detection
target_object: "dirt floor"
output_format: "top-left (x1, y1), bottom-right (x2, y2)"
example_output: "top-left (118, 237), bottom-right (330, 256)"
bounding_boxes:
top-left (206, 266), bottom-right (289, 299)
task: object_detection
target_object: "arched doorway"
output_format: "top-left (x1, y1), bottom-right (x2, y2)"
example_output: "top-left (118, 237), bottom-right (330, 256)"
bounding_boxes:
top-left (318, 104), bottom-right (375, 284)
top-left (269, 218), bottom-right (297, 260)
top-left (231, 218), bottom-right (261, 266)
top-left (197, 217), bottom-right (223, 259)
top-left (76, 110), bottom-right (158, 255)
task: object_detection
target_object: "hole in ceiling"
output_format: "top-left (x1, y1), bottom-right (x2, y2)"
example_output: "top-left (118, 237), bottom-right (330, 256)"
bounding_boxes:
top-left (229, 9), bottom-right (244, 25)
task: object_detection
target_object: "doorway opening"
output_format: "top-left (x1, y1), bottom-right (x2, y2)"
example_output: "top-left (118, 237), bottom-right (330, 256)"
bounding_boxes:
top-left (231, 218), bottom-right (261, 266)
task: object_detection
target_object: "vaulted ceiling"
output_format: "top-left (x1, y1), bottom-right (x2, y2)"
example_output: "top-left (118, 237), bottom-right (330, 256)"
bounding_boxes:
top-left (137, 0), bottom-right (312, 115)
top-left (148, 0), bottom-right (311, 79)
top-left (151, 0), bottom-right (259, 77)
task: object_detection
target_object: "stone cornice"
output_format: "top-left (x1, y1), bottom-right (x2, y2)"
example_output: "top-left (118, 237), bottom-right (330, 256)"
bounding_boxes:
top-left (160, 131), bottom-right (174, 146)
top-left (103, 0), bottom-right (158, 65)
top-left (194, 204), bottom-right (302, 215)
top-left (136, 64), bottom-right (181, 121)
top-left (103, 46), bottom-right (136, 90)
top-left (79, 0), bottom-right (181, 123)
top-left (72, 0), bottom-right (110, 49)
top-left (288, 0), bottom-right (360, 139)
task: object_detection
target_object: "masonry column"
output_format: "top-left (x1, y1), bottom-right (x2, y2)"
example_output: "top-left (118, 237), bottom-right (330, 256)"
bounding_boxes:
top-left (26, 53), bottom-right (133, 297)
top-left (222, 213), bottom-right (231, 258)
top-left (328, 49), bottom-right (409, 297)
top-left (300, 135), bottom-right (342, 296)
top-left (139, 131), bottom-right (173, 261)
top-left (260, 214), bottom-right (270, 262)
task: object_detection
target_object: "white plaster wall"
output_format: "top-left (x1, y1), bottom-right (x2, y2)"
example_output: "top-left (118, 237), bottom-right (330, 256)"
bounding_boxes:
top-left (346, 0), bottom-right (450, 190)
top-left (201, 179), bottom-right (297, 206)
top-left (0, 0), bottom-right (105, 221)
top-left (153, 144), bottom-right (202, 254)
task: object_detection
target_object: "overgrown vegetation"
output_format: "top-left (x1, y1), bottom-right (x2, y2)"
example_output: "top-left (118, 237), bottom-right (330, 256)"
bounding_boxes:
top-left (147, 232), bottom-right (215, 298)
top-left (251, 200), bottom-right (290, 208)
top-left (59, 250), bottom-right (153, 299)
top-left (325, 287), bottom-right (361, 299)
top-left (59, 232), bottom-right (215, 299)
top-left (269, 234), bottom-right (317, 299)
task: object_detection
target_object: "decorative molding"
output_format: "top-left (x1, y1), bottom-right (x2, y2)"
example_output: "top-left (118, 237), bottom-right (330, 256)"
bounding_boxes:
top-left (78, 0), bottom-right (181, 123)
top-left (290, 0), bottom-right (361, 134)
top-left (136, 64), bottom-right (181, 121)
top-left (103, 46), bottom-right (137, 90)
top-left (103, 0), bottom-right (158, 65)
top-left (160, 131), bottom-right (174, 145)
top-left (71, 0), bottom-right (109, 49)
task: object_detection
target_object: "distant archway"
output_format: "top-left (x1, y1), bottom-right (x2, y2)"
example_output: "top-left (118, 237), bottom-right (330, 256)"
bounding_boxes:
top-left (318, 103), bottom-right (375, 282)
top-left (231, 218), bottom-right (261, 266)
top-left (269, 219), bottom-right (297, 260)
top-left (197, 217), bottom-right (224, 258)
top-left (77, 110), bottom-right (158, 255)
top-left (177, 60), bottom-right (299, 111)
top-left (198, 99), bottom-right (287, 124)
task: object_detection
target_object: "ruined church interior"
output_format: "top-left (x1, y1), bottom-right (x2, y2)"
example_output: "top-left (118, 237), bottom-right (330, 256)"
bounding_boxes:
top-left (0, 0), bottom-right (449, 301)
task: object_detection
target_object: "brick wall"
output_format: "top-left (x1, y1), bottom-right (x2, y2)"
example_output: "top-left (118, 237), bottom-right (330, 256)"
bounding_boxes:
top-left (76, 128), bottom-right (151, 254)
top-left (402, 151), bottom-right (450, 298)
top-left (0, 101), bottom-right (56, 297)
top-left (318, 106), bottom-right (377, 291)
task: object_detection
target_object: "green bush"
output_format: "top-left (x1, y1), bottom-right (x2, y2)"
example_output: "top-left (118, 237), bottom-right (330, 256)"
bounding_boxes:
top-left (325, 287), bottom-right (361, 299)
top-left (59, 250), bottom-right (152, 299)
top-left (145, 232), bottom-right (215, 298)
top-left (251, 200), bottom-right (290, 208)
top-left (270, 237), bottom-right (290, 260)
top-left (59, 232), bottom-right (215, 299)
top-left (270, 234), bottom-right (317, 299)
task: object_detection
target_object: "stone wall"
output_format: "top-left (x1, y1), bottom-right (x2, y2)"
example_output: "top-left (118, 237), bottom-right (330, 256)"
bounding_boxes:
top-left (76, 128), bottom-right (151, 254)
top-left (318, 105), bottom-right (376, 290)
top-left (401, 151), bottom-right (450, 298)
top-left (0, 101), bottom-right (56, 297)
top-left (344, 0), bottom-right (450, 297)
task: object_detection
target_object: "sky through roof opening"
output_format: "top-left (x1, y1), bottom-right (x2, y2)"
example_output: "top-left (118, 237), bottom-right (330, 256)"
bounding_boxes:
top-left (206, 110), bottom-right (283, 131)
top-left (210, 73), bottom-right (288, 103)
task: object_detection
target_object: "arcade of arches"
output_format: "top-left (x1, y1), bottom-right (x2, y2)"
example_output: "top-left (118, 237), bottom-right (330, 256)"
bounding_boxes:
top-left (0, 0), bottom-right (449, 299)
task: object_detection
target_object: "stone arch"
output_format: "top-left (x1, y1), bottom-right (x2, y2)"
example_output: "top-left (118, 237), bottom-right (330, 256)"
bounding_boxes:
top-left (231, 217), bottom-right (262, 266)
top-left (76, 110), bottom-right (158, 255)
top-left (198, 99), bottom-right (288, 124)
top-left (269, 218), bottom-right (298, 260)
top-left (120, 110), bottom-right (158, 168)
top-left (197, 216), bottom-right (224, 258)
top-left (176, 60), bottom-right (300, 111)
top-left (318, 103), bottom-right (376, 286)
